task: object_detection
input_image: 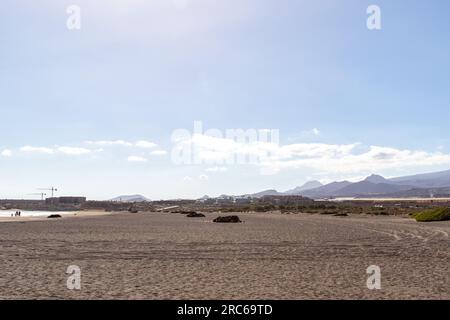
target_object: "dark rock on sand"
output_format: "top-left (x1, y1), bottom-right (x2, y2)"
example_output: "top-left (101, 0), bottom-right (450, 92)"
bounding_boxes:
top-left (180, 211), bottom-right (197, 215)
top-left (333, 213), bottom-right (348, 217)
top-left (213, 215), bottom-right (242, 223)
top-left (47, 214), bottom-right (62, 219)
top-left (187, 212), bottom-right (206, 218)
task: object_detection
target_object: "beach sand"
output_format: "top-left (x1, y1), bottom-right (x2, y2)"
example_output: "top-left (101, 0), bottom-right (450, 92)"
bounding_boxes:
top-left (0, 210), bottom-right (111, 223)
top-left (0, 212), bottom-right (448, 299)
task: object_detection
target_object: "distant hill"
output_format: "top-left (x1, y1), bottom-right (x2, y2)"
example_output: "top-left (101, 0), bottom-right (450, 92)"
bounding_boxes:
top-left (249, 189), bottom-right (283, 198)
top-left (110, 169), bottom-right (450, 202)
top-left (246, 169), bottom-right (450, 200)
top-left (284, 181), bottom-right (323, 195)
top-left (332, 181), bottom-right (413, 197)
top-left (301, 181), bottom-right (352, 198)
top-left (389, 169), bottom-right (450, 188)
top-left (364, 174), bottom-right (389, 184)
top-left (110, 194), bottom-right (149, 202)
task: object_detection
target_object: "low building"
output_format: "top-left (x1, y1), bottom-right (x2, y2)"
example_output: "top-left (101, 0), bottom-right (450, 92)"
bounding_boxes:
top-left (234, 196), bottom-right (253, 205)
top-left (45, 197), bottom-right (86, 205)
top-left (258, 195), bottom-right (314, 206)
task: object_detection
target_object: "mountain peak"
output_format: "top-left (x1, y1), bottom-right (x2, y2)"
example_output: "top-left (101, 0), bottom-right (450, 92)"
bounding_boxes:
top-left (300, 180), bottom-right (323, 190)
top-left (284, 180), bottom-right (323, 195)
top-left (364, 174), bottom-right (388, 184)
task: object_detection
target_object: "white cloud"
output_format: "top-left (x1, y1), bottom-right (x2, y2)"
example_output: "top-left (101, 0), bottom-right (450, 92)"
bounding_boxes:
top-left (199, 174), bottom-right (209, 181)
top-left (86, 140), bottom-right (133, 147)
top-left (127, 156), bottom-right (148, 162)
top-left (174, 134), bottom-right (356, 165)
top-left (136, 140), bottom-right (157, 149)
top-left (183, 176), bottom-right (193, 182)
top-left (312, 128), bottom-right (320, 136)
top-left (20, 146), bottom-right (54, 154)
top-left (20, 145), bottom-right (96, 156)
top-left (259, 145), bottom-right (450, 175)
top-left (1, 149), bottom-right (12, 157)
top-left (86, 139), bottom-right (160, 150)
top-left (57, 147), bottom-right (92, 155)
top-left (173, 133), bottom-right (450, 176)
top-left (150, 150), bottom-right (167, 156)
top-left (173, 133), bottom-right (279, 165)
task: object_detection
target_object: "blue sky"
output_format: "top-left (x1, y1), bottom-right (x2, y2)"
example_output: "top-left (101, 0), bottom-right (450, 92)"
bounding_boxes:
top-left (1, 0), bottom-right (450, 200)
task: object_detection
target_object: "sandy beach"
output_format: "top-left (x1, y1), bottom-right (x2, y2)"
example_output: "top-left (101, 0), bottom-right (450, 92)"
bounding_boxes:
top-left (0, 210), bottom-right (112, 223)
top-left (0, 212), bottom-right (448, 300)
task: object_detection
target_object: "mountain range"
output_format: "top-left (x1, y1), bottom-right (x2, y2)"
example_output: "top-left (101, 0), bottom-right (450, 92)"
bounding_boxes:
top-left (248, 169), bottom-right (450, 199)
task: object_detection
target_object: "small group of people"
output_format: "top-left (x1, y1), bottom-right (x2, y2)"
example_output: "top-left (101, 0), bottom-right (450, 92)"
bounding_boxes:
top-left (11, 211), bottom-right (22, 217)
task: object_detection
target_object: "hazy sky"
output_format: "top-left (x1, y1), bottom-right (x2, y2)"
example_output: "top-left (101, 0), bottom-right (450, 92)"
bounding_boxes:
top-left (1, 0), bottom-right (450, 200)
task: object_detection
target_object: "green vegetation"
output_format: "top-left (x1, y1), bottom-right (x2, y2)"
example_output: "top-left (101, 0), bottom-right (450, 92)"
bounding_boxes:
top-left (191, 201), bottom-right (445, 218)
top-left (413, 207), bottom-right (450, 222)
